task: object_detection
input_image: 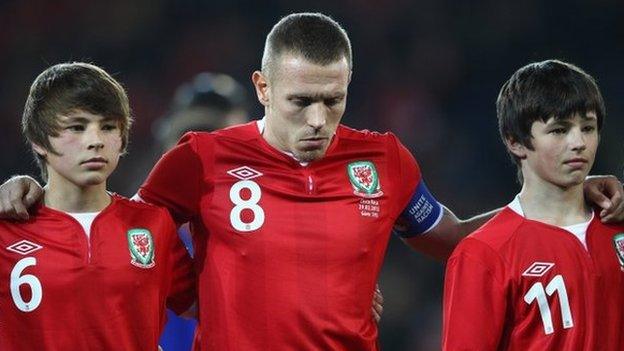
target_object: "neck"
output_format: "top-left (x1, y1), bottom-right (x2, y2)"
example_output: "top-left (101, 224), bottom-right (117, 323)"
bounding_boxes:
top-left (261, 114), bottom-right (288, 154)
top-left (44, 179), bottom-right (110, 213)
top-left (518, 175), bottom-right (591, 226)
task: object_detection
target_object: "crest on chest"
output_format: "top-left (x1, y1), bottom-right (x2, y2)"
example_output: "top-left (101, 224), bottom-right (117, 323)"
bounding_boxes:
top-left (613, 233), bottom-right (624, 271)
top-left (346, 161), bottom-right (383, 218)
top-left (127, 228), bottom-right (155, 269)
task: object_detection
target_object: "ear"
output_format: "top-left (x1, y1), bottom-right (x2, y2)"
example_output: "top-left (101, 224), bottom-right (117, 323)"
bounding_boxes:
top-left (348, 70), bottom-right (353, 83)
top-left (31, 143), bottom-right (48, 158)
top-left (252, 70), bottom-right (270, 107)
top-left (505, 136), bottom-right (528, 159)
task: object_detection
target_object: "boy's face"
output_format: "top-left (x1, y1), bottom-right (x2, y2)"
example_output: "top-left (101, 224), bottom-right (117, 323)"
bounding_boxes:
top-left (33, 109), bottom-right (123, 188)
top-left (520, 112), bottom-right (599, 188)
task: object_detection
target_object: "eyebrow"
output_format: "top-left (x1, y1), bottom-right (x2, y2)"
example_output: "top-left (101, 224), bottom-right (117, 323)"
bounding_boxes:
top-left (286, 92), bottom-right (345, 100)
top-left (59, 116), bottom-right (117, 124)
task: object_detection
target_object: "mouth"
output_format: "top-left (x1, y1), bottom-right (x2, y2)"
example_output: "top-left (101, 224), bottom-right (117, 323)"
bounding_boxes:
top-left (563, 158), bottom-right (588, 169)
top-left (81, 157), bottom-right (108, 168)
top-left (299, 137), bottom-right (328, 150)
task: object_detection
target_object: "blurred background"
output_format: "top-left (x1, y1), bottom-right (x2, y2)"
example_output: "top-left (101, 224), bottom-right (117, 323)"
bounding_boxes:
top-left (1, 1), bottom-right (623, 350)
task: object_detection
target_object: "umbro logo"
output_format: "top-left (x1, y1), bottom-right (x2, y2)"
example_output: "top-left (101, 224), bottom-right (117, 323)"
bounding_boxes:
top-left (6, 240), bottom-right (43, 256)
top-left (227, 166), bottom-right (263, 180)
top-left (522, 262), bottom-right (555, 277)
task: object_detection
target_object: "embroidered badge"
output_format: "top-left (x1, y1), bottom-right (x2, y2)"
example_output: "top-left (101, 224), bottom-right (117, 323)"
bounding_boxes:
top-left (347, 161), bottom-right (383, 198)
top-left (6, 240), bottom-right (43, 255)
top-left (127, 228), bottom-right (155, 268)
top-left (613, 233), bottom-right (624, 271)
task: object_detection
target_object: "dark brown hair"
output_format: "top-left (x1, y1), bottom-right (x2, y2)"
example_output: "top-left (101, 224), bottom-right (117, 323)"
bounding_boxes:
top-left (22, 62), bottom-right (132, 178)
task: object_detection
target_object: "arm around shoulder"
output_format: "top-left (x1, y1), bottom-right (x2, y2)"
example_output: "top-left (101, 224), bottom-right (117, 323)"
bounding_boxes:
top-left (0, 175), bottom-right (43, 220)
top-left (400, 206), bottom-right (500, 261)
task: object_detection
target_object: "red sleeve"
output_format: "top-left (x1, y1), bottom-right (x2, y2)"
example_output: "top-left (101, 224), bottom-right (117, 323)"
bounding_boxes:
top-left (389, 133), bottom-right (422, 214)
top-left (139, 132), bottom-right (206, 224)
top-left (442, 238), bottom-right (508, 351)
top-left (161, 209), bottom-right (196, 314)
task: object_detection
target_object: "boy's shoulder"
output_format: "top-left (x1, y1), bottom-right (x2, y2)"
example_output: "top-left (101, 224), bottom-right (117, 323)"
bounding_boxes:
top-left (460, 208), bottom-right (526, 253)
top-left (111, 194), bottom-right (171, 220)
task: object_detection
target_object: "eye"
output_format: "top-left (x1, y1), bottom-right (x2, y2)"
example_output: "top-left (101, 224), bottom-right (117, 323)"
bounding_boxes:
top-left (582, 125), bottom-right (596, 133)
top-left (548, 127), bottom-right (566, 135)
top-left (292, 97), bottom-right (312, 107)
top-left (102, 124), bottom-right (118, 131)
top-left (324, 98), bottom-right (341, 107)
top-left (66, 125), bottom-right (85, 132)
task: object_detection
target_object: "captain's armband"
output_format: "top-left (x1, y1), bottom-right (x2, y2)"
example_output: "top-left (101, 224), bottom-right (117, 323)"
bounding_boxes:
top-left (393, 181), bottom-right (443, 238)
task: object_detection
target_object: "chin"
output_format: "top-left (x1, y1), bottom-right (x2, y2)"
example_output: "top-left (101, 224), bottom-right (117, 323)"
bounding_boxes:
top-left (297, 150), bottom-right (325, 162)
top-left (553, 175), bottom-right (586, 189)
top-left (77, 175), bottom-right (108, 187)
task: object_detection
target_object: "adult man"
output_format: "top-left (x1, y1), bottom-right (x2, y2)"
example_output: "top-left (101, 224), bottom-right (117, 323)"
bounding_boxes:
top-left (1, 13), bottom-right (622, 351)
top-left (443, 60), bottom-right (624, 350)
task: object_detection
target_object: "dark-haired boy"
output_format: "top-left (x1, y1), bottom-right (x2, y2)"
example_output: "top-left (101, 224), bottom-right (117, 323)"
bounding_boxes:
top-left (0, 62), bottom-right (195, 350)
top-left (442, 60), bottom-right (624, 350)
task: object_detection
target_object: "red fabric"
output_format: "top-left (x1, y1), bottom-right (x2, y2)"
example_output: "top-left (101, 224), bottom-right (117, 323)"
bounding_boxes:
top-left (139, 122), bottom-right (422, 350)
top-left (443, 208), bottom-right (624, 351)
top-left (0, 195), bottom-right (195, 351)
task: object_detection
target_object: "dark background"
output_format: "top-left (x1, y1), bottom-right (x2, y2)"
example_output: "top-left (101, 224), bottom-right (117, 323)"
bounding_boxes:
top-left (1, 1), bottom-right (622, 349)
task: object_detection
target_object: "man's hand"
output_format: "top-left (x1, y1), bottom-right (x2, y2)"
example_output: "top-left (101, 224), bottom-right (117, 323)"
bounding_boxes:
top-left (584, 175), bottom-right (624, 223)
top-left (0, 175), bottom-right (43, 220)
top-left (371, 284), bottom-right (383, 323)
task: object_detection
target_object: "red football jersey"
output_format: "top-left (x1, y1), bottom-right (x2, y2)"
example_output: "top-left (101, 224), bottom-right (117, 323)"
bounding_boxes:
top-left (442, 207), bottom-right (624, 351)
top-left (139, 122), bottom-right (425, 350)
top-left (0, 195), bottom-right (195, 351)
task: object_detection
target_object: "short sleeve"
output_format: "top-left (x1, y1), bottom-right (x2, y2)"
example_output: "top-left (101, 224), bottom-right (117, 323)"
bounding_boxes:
top-left (390, 135), bottom-right (443, 236)
top-left (139, 133), bottom-right (205, 224)
top-left (442, 238), bottom-right (508, 351)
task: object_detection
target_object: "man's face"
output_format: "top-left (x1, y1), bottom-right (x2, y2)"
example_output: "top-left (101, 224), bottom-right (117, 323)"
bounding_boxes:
top-left (521, 112), bottom-right (599, 188)
top-left (254, 54), bottom-right (351, 162)
top-left (34, 109), bottom-right (123, 188)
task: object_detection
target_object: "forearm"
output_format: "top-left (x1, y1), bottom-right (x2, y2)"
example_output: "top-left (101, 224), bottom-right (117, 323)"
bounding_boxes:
top-left (403, 206), bottom-right (500, 261)
top-left (458, 207), bottom-right (500, 236)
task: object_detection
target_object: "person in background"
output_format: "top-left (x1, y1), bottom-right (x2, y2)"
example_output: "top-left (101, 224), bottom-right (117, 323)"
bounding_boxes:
top-left (156, 71), bottom-right (250, 351)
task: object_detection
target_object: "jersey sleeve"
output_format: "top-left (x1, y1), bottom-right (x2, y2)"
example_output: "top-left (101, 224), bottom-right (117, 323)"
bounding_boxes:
top-left (442, 238), bottom-right (508, 351)
top-left (161, 209), bottom-right (196, 314)
top-left (138, 132), bottom-right (205, 224)
top-left (390, 135), bottom-right (443, 237)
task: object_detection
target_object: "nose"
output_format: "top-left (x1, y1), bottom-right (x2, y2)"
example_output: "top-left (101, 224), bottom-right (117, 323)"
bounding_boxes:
top-left (306, 103), bottom-right (327, 131)
top-left (86, 128), bottom-right (105, 150)
top-left (569, 127), bottom-right (586, 152)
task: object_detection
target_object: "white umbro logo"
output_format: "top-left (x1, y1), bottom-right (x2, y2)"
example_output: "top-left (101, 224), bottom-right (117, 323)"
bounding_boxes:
top-left (522, 262), bottom-right (555, 277)
top-left (6, 240), bottom-right (43, 256)
top-left (227, 166), bottom-right (263, 180)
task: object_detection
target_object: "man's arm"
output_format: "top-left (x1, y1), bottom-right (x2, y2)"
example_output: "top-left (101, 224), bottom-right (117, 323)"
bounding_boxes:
top-left (402, 206), bottom-right (499, 261)
top-left (397, 175), bottom-right (624, 262)
top-left (584, 175), bottom-right (624, 222)
top-left (0, 175), bottom-right (43, 220)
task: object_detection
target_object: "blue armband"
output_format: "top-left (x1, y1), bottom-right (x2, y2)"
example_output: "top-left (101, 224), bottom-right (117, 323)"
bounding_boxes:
top-left (393, 181), bottom-right (443, 238)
